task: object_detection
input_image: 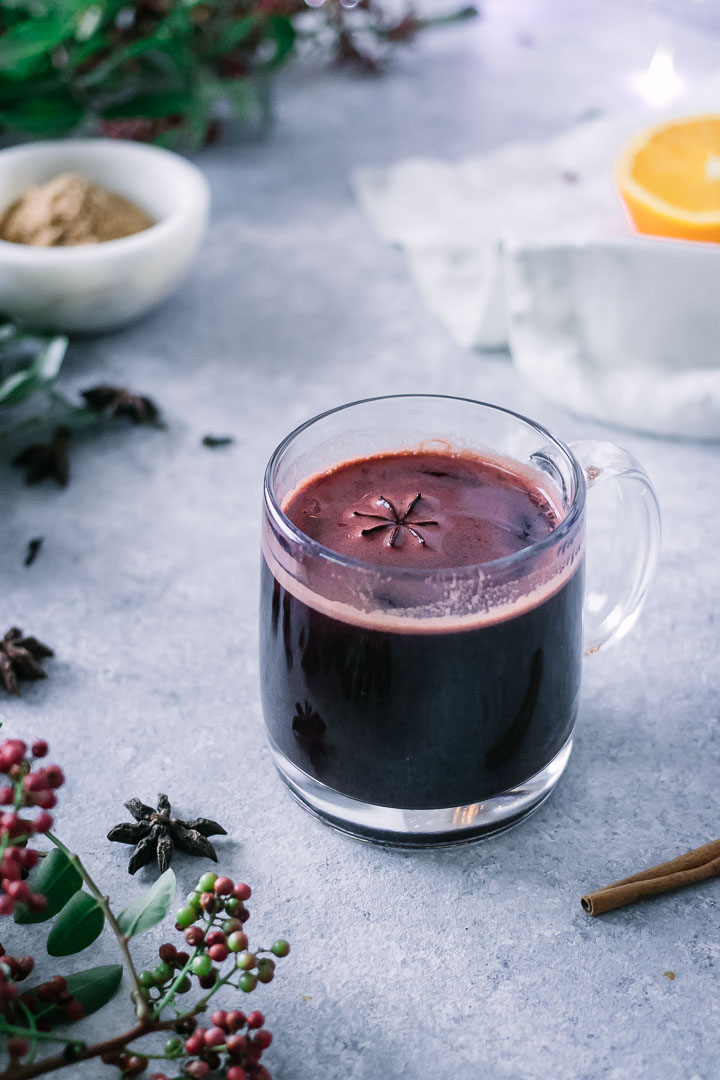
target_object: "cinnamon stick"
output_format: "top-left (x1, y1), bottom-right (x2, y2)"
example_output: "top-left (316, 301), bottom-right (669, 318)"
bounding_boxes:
top-left (581, 838), bottom-right (720, 916)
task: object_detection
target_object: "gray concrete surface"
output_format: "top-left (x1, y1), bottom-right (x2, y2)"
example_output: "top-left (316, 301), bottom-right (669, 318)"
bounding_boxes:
top-left (3, 2), bottom-right (720, 1077)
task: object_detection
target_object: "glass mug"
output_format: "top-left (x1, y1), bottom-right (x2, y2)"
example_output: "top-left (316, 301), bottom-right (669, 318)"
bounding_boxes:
top-left (260, 395), bottom-right (660, 845)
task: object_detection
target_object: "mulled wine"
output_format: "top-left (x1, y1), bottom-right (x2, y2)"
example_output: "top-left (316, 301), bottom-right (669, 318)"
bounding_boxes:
top-left (260, 449), bottom-right (584, 828)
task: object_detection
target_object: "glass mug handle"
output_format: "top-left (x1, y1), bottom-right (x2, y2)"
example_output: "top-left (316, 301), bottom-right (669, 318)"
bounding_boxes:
top-left (569, 440), bottom-right (661, 654)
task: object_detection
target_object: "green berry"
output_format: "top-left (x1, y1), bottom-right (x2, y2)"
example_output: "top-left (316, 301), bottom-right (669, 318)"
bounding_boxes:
top-left (138, 970), bottom-right (156, 988)
top-left (238, 972), bottom-right (257, 993)
top-left (191, 954), bottom-right (213, 978)
top-left (197, 872), bottom-right (218, 893)
top-left (271, 939), bottom-right (290, 958)
top-left (164, 1037), bottom-right (183, 1057)
top-left (227, 931), bottom-right (248, 953)
top-left (186, 891), bottom-right (202, 910)
top-left (176, 906), bottom-right (196, 929)
top-left (175, 975), bottom-right (192, 994)
top-left (257, 958), bottom-right (275, 984)
top-left (236, 951), bottom-right (257, 972)
top-left (222, 918), bottom-right (244, 936)
top-left (224, 897), bottom-right (241, 916)
top-left (153, 961), bottom-right (173, 983)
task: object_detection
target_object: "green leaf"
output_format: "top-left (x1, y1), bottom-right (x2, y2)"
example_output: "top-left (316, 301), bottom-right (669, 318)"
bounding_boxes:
top-left (15, 848), bottom-right (82, 925)
top-left (0, 19), bottom-right (71, 70)
top-left (117, 867), bottom-right (176, 939)
top-left (24, 964), bottom-right (122, 1027)
top-left (218, 14), bottom-right (263, 53)
top-left (266, 16), bottom-right (295, 68)
top-left (0, 368), bottom-right (39, 407)
top-left (0, 94), bottom-right (83, 134)
top-left (102, 90), bottom-right (192, 119)
top-left (0, 332), bottom-right (67, 408)
top-left (47, 891), bottom-right (105, 956)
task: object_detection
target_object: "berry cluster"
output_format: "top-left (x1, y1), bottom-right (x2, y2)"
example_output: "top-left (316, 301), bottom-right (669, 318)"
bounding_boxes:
top-left (133, 872), bottom-right (289, 1079)
top-left (0, 738), bottom-right (64, 916)
top-left (0, 945), bottom-right (84, 1064)
top-left (0, 946), bottom-right (34, 1016)
top-left (164, 1008), bottom-right (272, 1080)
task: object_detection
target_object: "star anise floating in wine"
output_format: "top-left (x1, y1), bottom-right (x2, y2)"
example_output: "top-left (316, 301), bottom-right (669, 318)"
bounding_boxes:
top-left (107, 793), bottom-right (227, 875)
top-left (0, 627), bottom-right (54, 695)
top-left (352, 493), bottom-right (439, 547)
top-left (82, 384), bottom-right (159, 425)
top-left (12, 426), bottom-right (71, 486)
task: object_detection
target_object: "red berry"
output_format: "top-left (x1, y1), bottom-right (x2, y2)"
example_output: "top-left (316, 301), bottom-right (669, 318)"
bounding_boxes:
top-left (0, 788), bottom-right (13, 804)
top-left (254, 1030), bottom-right (272, 1050)
top-left (1, 859), bottom-right (21, 882)
top-left (238, 906), bottom-right (250, 923)
top-left (208, 943), bottom-right (228, 962)
top-left (24, 772), bottom-right (49, 793)
top-left (184, 1033), bottom-right (204, 1056)
top-left (31, 740), bottom-right (48, 758)
top-left (198, 971), bottom-right (217, 989)
top-left (124, 1056), bottom-right (148, 1076)
top-left (28, 893), bottom-right (48, 912)
top-left (0, 895), bottom-right (14, 915)
top-left (199, 892), bottom-right (217, 914)
top-left (17, 848), bottom-right (38, 870)
top-left (211, 1010), bottom-right (228, 1030)
top-left (1, 742), bottom-right (26, 769)
top-left (226, 1034), bottom-right (248, 1058)
top-left (15, 956), bottom-right (34, 980)
top-left (44, 765), bottom-right (64, 789)
top-left (158, 943), bottom-right (176, 962)
top-left (213, 876), bottom-right (234, 896)
top-left (174, 950), bottom-right (190, 967)
top-left (205, 930), bottom-right (226, 947)
top-left (202, 1052), bottom-right (221, 1071)
top-left (185, 926), bottom-right (204, 947)
top-left (233, 883), bottom-right (252, 902)
top-left (33, 812), bottom-right (53, 834)
top-left (227, 1068), bottom-right (247, 1080)
top-left (6, 880), bottom-right (29, 902)
top-left (50, 975), bottom-right (67, 995)
top-left (184, 1061), bottom-right (210, 1078)
top-left (246, 1011), bottom-right (264, 1030)
top-left (150, 1074), bottom-right (170, 1080)
top-left (8, 1036), bottom-right (29, 1058)
top-left (226, 1010), bottom-right (246, 1032)
top-left (204, 1026), bottom-right (226, 1047)
top-left (33, 790), bottom-right (56, 810)
top-left (64, 1000), bottom-right (84, 1022)
top-left (1, 812), bottom-right (19, 833)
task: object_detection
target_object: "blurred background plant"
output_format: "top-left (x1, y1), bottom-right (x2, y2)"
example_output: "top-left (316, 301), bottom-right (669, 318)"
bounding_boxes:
top-left (0, 0), bottom-right (477, 149)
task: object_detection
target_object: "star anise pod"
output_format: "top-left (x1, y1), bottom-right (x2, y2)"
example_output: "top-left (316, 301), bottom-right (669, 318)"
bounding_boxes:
top-left (352, 493), bottom-right (439, 547)
top-left (12, 427), bottom-right (70, 486)
top-left (81, 385), bottom-right (159, 424)
top-left (107, 793), bottom-right (227, 875)
top-left (0, 628), bottom-right (54, 696)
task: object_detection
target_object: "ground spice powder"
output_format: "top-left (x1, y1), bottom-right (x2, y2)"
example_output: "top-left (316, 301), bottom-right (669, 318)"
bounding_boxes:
top-left (0, 172), bottom-right (154, 246)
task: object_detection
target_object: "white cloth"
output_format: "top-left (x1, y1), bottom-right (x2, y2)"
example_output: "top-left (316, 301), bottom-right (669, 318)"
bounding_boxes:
top-left (353, 77), bottom-right (720, 439)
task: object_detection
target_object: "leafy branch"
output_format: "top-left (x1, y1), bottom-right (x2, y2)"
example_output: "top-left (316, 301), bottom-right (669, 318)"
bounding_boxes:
top-left (0, 0), bottom-right (478, 148)
top-left (0, 738), bottom-right (290, 1079)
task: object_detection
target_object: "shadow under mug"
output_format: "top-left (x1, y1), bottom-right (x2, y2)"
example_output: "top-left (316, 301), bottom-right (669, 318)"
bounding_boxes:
top-left (260, 395), bottom-right (660, 846)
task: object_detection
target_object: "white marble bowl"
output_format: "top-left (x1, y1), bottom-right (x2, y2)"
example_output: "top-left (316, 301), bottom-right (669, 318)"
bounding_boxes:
top-left (0, 139), bottom-right (210, 334)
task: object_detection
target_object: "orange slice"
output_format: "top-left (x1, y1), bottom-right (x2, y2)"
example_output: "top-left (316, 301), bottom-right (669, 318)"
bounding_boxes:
top-left (615, 114), bottom-right (720, 242)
